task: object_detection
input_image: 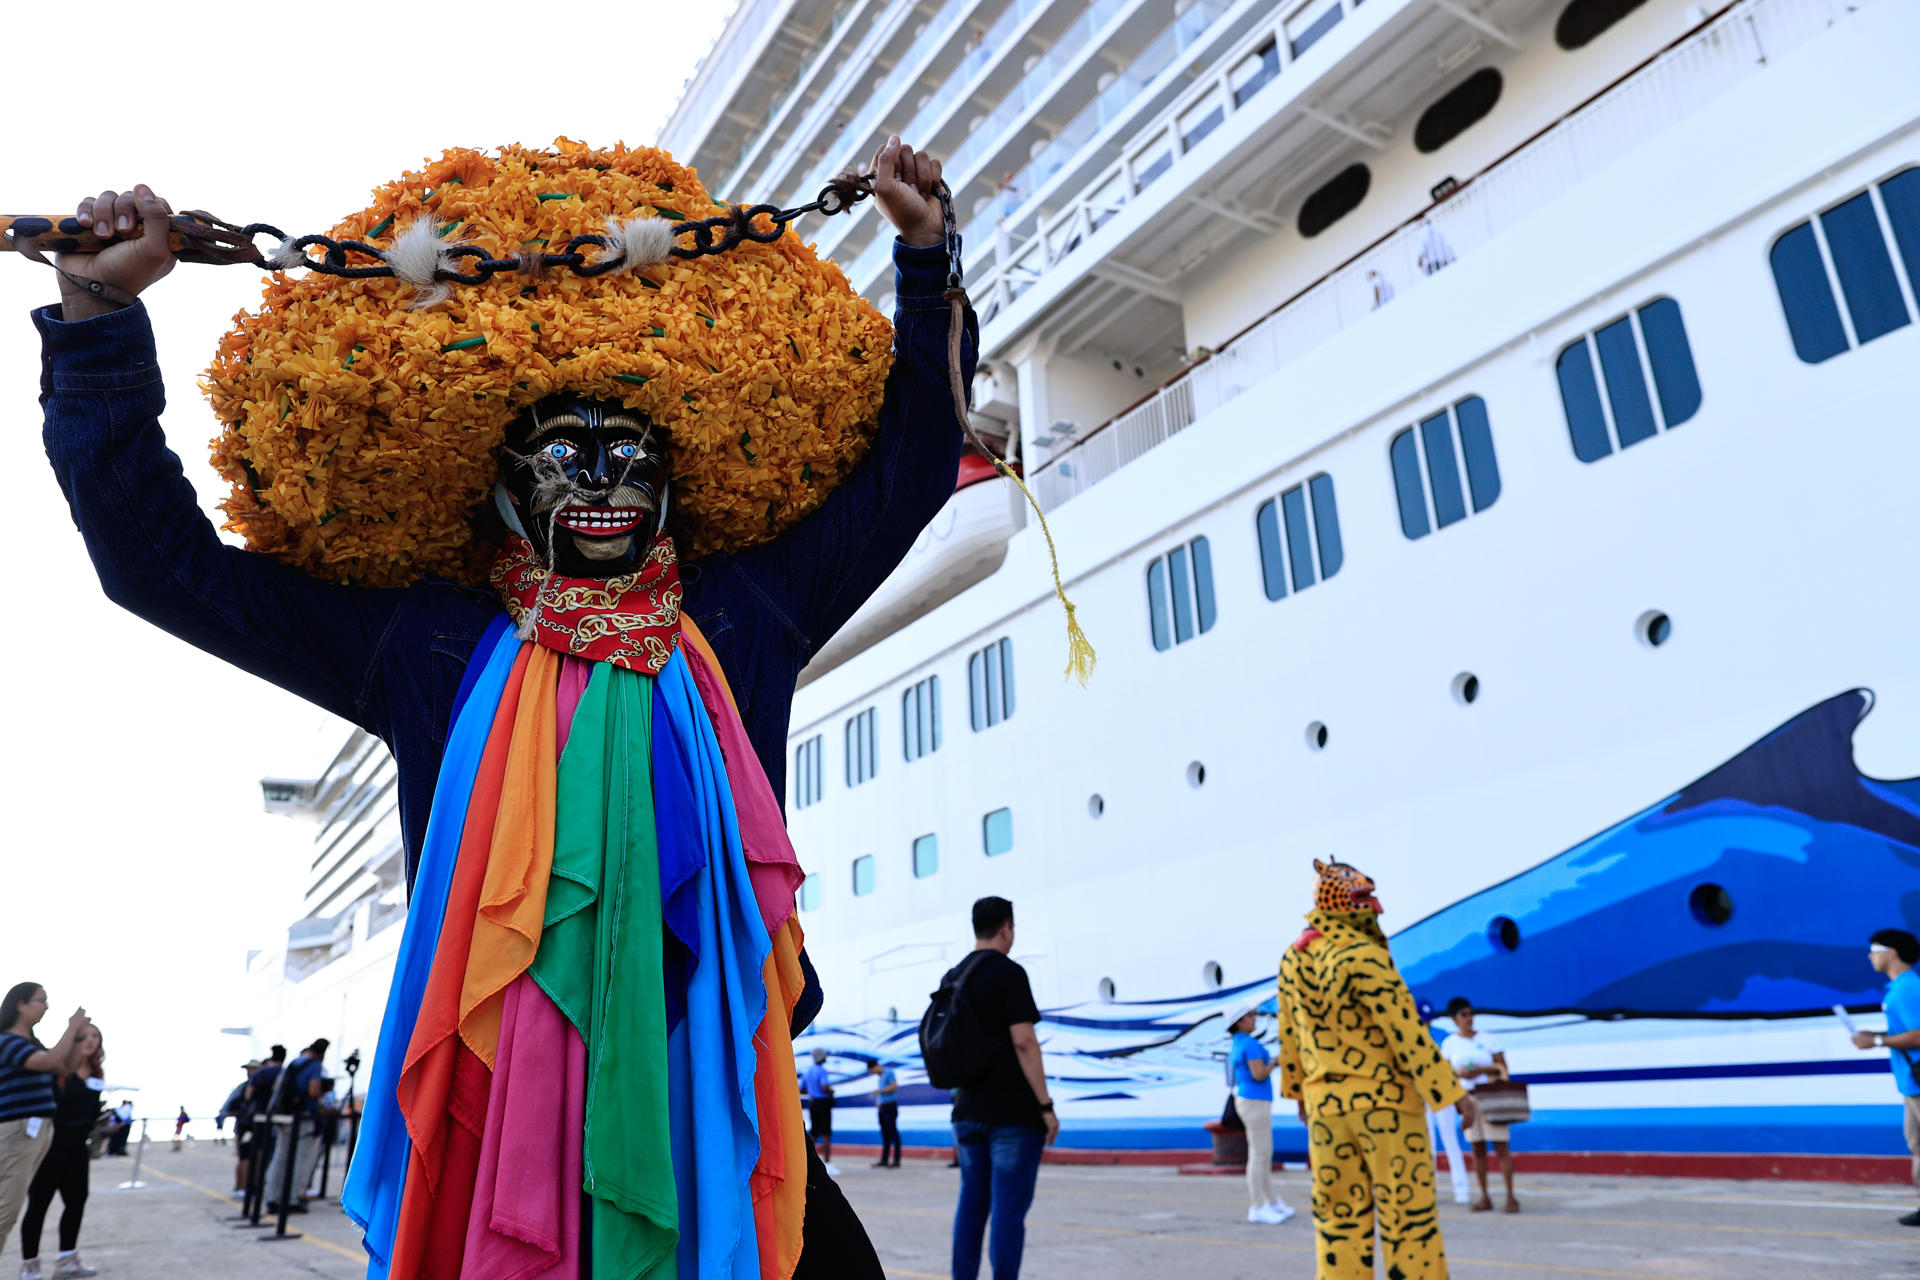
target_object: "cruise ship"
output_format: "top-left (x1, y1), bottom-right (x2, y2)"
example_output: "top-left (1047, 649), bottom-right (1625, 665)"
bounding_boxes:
top-left (245, 0), bottom-right (1920, 1176)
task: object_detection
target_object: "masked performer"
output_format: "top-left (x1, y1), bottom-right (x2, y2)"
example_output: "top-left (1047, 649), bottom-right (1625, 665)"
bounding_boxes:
top-left (1276, 859), bottom-right (1476, 1280)
top-left (32, 137), bottom-right (972, 1280)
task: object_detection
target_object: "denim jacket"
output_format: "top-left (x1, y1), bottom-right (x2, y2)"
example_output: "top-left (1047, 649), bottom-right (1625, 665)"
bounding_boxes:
top-left (38, 240), bottom-right (974, 1031)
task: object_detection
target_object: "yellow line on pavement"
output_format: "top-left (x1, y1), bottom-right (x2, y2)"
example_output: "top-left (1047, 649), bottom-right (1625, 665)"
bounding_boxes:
top-left (855, 1205), bottom-right (1692, 1278)
top-left (141, 1166), bottom-right (364, 1263)
top-left (1512, 1213), bottom-right (1912, 1245)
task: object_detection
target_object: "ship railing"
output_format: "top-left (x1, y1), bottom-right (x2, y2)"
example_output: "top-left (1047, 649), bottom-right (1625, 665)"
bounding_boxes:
top-left (722, 0), bottom-right (875, 197)
top-left (843, 0), bottom-right (1241, 293)
top-left (1028, 0), bottom-right (1869, 513)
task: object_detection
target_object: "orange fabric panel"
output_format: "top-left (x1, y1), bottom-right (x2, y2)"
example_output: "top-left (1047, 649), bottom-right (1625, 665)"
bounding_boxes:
top-left (751, 915), bottom-right (809, 1280)
top-left (391, 645), bottom-right (529, 1279)
top-left (460, 645), bottom-right (561, 1067)
top-left (678, 616), bottom-right (738, 716)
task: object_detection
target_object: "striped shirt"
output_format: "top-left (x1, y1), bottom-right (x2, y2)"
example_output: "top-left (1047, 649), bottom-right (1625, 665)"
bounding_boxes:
top-left (0, 1033), bottom-right (56, 1122)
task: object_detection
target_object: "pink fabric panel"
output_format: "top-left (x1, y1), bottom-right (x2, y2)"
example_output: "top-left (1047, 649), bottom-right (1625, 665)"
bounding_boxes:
top-left (460, 973), bottom-right (583, 1280)
top-left (554, 657), bottom-right (594, 760)
top-left (680, 641), bottom-right (804, 938)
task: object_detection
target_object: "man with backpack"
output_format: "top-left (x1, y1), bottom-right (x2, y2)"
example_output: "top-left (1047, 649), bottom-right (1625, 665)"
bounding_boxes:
top-left (922, 897), bottom-right (1055, 1280)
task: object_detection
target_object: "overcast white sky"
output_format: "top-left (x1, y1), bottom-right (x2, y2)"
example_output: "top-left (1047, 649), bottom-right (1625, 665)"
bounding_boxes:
top-left (1, 0), bottom-right (733, 1122)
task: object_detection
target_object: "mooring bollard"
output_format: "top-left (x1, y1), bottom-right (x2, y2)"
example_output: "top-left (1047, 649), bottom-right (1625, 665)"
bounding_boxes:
top-left (116, 1118), bottom-right (149, 1190)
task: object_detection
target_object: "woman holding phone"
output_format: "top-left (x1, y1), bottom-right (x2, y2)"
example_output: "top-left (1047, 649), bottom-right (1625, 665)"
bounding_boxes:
top-left (0, 985), bottom-right (91, 1257)
top-left (19, 1024), bottom-right (106, 1278)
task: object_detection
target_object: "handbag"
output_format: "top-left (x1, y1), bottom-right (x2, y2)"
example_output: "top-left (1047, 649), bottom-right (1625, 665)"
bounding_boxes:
top-left (1472, 1078), bottom-right (1531, 1125)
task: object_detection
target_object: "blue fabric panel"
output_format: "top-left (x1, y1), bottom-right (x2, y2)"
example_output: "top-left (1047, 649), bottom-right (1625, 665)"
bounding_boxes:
top-left (1636, 298), bottom-right (1701, 429)
top-left (1769, 222), bottom-right (1849, 364)
top-left (1594, 317), bottom-right (1657, 449)
top-left (1420, 409), bottom-right (1469, 528)
top-left (342, 623), bottom-right (522, 1275)
top-left (1308, 474), bottom-right (1343, 579)
top-left (1454, 396), bottom-right (1501, 512)
top-left (1556, 339), bottom-right (1612, 462)
top-left (1822, 192), bottom-right (1910, 345)
top-left (1389, 428), bottom-right (1432, 537)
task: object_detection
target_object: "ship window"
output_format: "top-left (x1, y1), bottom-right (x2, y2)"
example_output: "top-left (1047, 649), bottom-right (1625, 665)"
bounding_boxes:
top-left (1180, 93), bottom-right (1226, 151)
top-left (1556, 297), bottom-right (1701, 461)
top-left (1286, 0), bottom-right (1343, 59)
top-left (1231, 40), bottom-right (1279, 107)
top-left (912, 833), bottom-right (939, 879)
top-left (1299, 164), bottom-right (1369, 239)
top-left (902, 675), bottom-right (942, 762)
top-left (1256, 472), bottom-right (1342, 601)
top-left (799, 873), bottom-right (821, 912)
top-left (968, 637), bottom-right (1016, 730)
top-left (1147, 536), bottom-right (1217, 650)
top-left (852, 855), bottom-right (875, 897)
top-left (1389, 396), bottom-right (1500, 540)
top-left (1135, 147), bottom-right (1174, 191)
top-left (1414, 69), bottom-right (1502, 155)
top-left (844, 708), bottom-right (878, 787)
top-left (1554, 0), bottom-right (1647, 50)
top-left (1771, 170), bottom-right (1920, 363)
top-left (793, 735), bottom-right (825, 809)
top-left (983, 807), bottom-right (1014, 856)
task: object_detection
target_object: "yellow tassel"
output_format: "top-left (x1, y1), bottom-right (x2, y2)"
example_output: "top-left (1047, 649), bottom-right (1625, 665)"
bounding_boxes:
top-left (991, 457), bottom-right (1096, 686)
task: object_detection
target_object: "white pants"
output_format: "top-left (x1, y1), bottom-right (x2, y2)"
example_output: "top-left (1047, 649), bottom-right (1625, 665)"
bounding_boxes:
top-left (1427, 1104), bottom-right (1469, 1201)
top-left (263, 1117), bottom-right (323, 1207)
top-left (1233, 1095), bottom-right (1277, 1208)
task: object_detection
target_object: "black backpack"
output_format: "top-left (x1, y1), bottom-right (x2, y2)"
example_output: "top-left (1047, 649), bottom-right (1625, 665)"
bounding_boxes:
top-left (920, 952), bottom-right (993, 1090)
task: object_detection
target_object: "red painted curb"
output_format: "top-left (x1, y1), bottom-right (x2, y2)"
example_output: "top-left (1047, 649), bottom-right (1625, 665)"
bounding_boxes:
top-left (831, 1145), bottom-right (1912, 1184)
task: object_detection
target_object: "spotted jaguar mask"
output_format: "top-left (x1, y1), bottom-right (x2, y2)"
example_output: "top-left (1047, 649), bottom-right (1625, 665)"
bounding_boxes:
top-left (1312, 857), bottom-right (1382, 915)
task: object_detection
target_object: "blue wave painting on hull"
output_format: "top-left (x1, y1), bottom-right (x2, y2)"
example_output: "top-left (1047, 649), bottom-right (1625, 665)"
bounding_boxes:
top-left (1395, 690), bottom-right (1920, 1018)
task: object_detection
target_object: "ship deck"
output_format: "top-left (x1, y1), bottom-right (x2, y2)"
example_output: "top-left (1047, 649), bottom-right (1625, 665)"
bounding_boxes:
top-left (44, 1140), bottom-right (1918, 1277)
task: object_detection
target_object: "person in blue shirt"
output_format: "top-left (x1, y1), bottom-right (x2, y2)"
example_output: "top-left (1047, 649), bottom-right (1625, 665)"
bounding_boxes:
top-left (1225, 1002), bottom-right (1294, 1226)
top-left (802, 1048), bottom-right (838, 1176)
top-left (868, 1060), bottom-right (902, 1168)
top-left (1852, 928), bottom-right (1920, 1226)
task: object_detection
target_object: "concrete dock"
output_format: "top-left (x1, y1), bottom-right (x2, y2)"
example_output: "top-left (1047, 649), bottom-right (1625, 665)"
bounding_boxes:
top-left (10, 1141), bottom-right (1916, 1277)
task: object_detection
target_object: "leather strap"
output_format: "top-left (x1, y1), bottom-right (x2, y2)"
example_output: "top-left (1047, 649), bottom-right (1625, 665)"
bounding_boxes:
top-left (9, 234), bottom-right (140, 309)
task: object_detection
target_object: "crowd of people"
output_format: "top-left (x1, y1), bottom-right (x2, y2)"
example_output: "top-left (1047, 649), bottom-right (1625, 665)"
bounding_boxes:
top-left (214, 1039), bottom-right (350, 1217)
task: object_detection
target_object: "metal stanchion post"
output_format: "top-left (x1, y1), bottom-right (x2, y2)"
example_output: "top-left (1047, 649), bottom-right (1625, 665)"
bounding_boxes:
top-left (115, 1118), bottom-right (149, 1190)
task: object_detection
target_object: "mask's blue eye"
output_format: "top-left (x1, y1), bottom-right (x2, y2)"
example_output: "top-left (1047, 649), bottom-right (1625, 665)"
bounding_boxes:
top-left (614, 443), bottom-right (640, 460)
top-left (547, 442), bottom-right (573, 461)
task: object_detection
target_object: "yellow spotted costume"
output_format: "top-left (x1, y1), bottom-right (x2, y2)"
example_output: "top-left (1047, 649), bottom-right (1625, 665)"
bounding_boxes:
top-left (1277, 860), bottom-right (1466, 1280)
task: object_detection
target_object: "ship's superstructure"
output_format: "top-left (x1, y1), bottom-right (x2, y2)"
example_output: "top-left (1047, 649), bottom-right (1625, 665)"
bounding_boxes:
top-left (669, 0), bottom-right (1920, 1163)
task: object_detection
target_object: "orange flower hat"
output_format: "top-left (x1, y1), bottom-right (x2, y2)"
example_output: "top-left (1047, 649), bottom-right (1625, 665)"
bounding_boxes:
top-left (204, 140), bottom-right (895, 587)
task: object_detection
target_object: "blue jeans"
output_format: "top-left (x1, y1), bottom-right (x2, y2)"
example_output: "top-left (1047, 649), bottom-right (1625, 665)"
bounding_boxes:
top-left (950, 1120), bottom-right (1045, 1280)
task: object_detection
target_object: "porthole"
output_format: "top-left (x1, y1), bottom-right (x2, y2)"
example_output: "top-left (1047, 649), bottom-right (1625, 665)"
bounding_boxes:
top-left (1299, 164), bottom-right (1371, 238)
top-left (1202, 961), bottom-right (1224, 990)
top-left (1555, 0), bottom-right (1648, 50)
top-left (1097, 977), bottom-right (1117, 1003)
top-left (1689, 883), bottom-right (1733, 927)
top-left (1451, 672), bottom-right (1481, 706)
top-left (1487, 915), bottom-right (1521, 951)
top-left (1414, 68), bottom-right (1503, 154)
top-left (1637, 610), bottom-right (1672, 648)
top-left (1088, 793), bottom-right (1105, 818)
top-left (1305, 721), bottom-right (1329, 751)
top-left (1187, 761), bottom-right (1207, 788)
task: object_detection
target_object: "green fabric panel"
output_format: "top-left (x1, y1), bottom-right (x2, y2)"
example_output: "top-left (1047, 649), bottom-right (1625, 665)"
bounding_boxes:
top-left (531, 664), bottom-right (678, 1280)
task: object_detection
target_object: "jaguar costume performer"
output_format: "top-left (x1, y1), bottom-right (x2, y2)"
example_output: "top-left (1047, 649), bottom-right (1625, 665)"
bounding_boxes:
top-left (30, 138), bottom-right (973, 1280)
top-left (1277, 858), bottom-right (1473, 1280)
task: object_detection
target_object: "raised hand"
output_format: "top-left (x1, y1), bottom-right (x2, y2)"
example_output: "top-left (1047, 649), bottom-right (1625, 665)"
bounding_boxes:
top-left (870, 136), bottom-right (946, 249)
top-left (57, 185), bottom-right (177, 319)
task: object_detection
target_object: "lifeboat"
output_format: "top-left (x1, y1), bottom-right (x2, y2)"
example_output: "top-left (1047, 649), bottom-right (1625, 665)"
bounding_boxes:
top-left (800, 451), bottom-right (1023, 684)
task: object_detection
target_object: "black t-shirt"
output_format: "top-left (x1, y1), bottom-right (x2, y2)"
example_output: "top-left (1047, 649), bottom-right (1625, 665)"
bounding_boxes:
top-left (944, 950), bottom-right (1044, 1131)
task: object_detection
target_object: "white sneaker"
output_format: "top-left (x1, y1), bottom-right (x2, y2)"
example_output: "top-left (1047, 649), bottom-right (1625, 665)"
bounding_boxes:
top-left (1247, 1204), bottom-right (1286, 1224)
top-left (1453, 1191), bottom-right (1472, 1205)
top-left (822, 1161), bottom-right (841, 1178)
top-left (21, 1259), bottom-right (42, 1280)
top-left (1266, 1201), bottom-right (1296, 1224)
